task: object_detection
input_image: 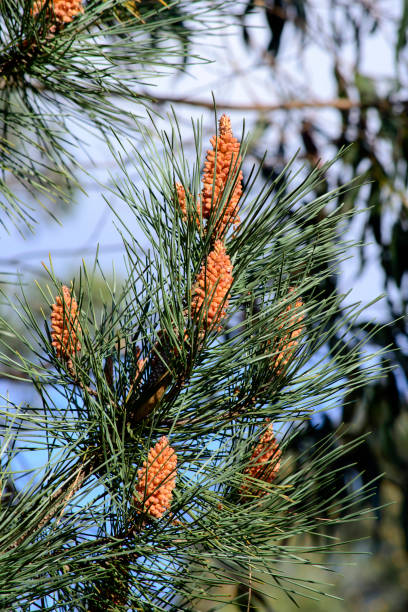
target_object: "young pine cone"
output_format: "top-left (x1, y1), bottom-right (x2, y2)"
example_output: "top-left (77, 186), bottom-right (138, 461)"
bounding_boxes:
top-left (133, 436), bottom-right (177, 519)
top-left (271, 289), bottom-right (304, 375)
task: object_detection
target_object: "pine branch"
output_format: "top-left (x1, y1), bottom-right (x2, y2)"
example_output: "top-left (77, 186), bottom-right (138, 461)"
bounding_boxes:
top-left (0, 113), bottom-right (387, 609)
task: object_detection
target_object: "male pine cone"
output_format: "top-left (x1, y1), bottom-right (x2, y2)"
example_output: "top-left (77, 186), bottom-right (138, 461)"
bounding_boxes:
top-left (50, 285), bottom-right (82, 360)
top-left (133, 436), bottom-right (177, 519)
top-left (191, 240), bottom-right (233, 329)
top-left (272, 289), bottom-right (304, 375)
top-left (175, 113), bottom-right (243, 236)
top-left (201, 114), bottom-right (243, 234)
top-left (240, 422), bottom-right (281, 498)
top-left (33, 0), bottom-right (84, 24)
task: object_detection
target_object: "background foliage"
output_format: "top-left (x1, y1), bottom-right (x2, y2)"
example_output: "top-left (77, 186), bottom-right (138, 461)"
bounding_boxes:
top-left (236, 0), bottom-right (408, 558)
top-left (0, 0), bottom-right (226, 230)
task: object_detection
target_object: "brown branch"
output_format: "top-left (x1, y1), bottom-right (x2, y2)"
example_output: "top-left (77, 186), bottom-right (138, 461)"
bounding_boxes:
top-left (37, 463), bottom-right (88, 532)
top-left (55, 464), bottom-right (87, 525)
top-left (124, 329), bottom-right (189, 426)
top-left (5, 73), bottom-right (402, 115)
top-left (127, 370), bottom-right (173, 424)
top-left (144, 93), bottom-right (403, 113)
top-left (66, 359), bottom-right (98, 397)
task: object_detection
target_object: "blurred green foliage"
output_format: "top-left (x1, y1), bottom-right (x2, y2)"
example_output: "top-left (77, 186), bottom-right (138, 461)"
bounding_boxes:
top-left (195, 482), bottom-right (408, 611)
top-left (238, 0), bottom-right (408, 552)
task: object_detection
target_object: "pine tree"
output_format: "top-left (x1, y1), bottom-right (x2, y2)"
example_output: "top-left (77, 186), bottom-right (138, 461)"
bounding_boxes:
top-left (0, 2), bottom-right (386, 610)
top-left (0, 109), bottom-right (384, 609)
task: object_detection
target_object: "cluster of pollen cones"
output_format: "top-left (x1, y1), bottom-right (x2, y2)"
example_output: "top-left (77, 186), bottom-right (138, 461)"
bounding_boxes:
top-left (201, 114), bottom-right (242, 233)
top-left (240, 422), bottom-right (282, 497)
top-left (33, 0), bottom-right (84, 25)
top-left (177, 114), bottom-right (241, 329)
top-left (50, 285), bottom-right (82, 361)
top-left (46, 115), bottom-right (301, 528)
top-left (131, 424), bottom-right (281, 520)
top-left (133, 436), bottom-right (177, 519)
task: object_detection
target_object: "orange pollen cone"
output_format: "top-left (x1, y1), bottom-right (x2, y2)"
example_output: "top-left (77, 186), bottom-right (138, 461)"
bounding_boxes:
top-left (133, 436), bottom-right (177, 519)
top-left (272, 289), bottom-right (304, 375)
top-left (33, 0), bottom-right (84, 24)
top-left (175, 182), bottom-right (201, 227)
top-left (175, 182), bottom-right (188, 221)
top-left (191, 240), bottom-right (233, 329)
top-left (50, 285), bottom-right (82, 359)
top-left (241, 422), bottom-right (282, 497)
top-left (201, 113), bottom-right (243, 235)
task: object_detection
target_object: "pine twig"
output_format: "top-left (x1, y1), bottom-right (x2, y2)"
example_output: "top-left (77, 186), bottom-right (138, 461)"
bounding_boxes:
top-left (66, 360), bottom-right (98, 398)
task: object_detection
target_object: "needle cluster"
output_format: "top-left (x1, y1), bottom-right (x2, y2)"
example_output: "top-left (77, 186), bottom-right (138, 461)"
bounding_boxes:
top-left (0, 113), bottom-right (385, 611)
